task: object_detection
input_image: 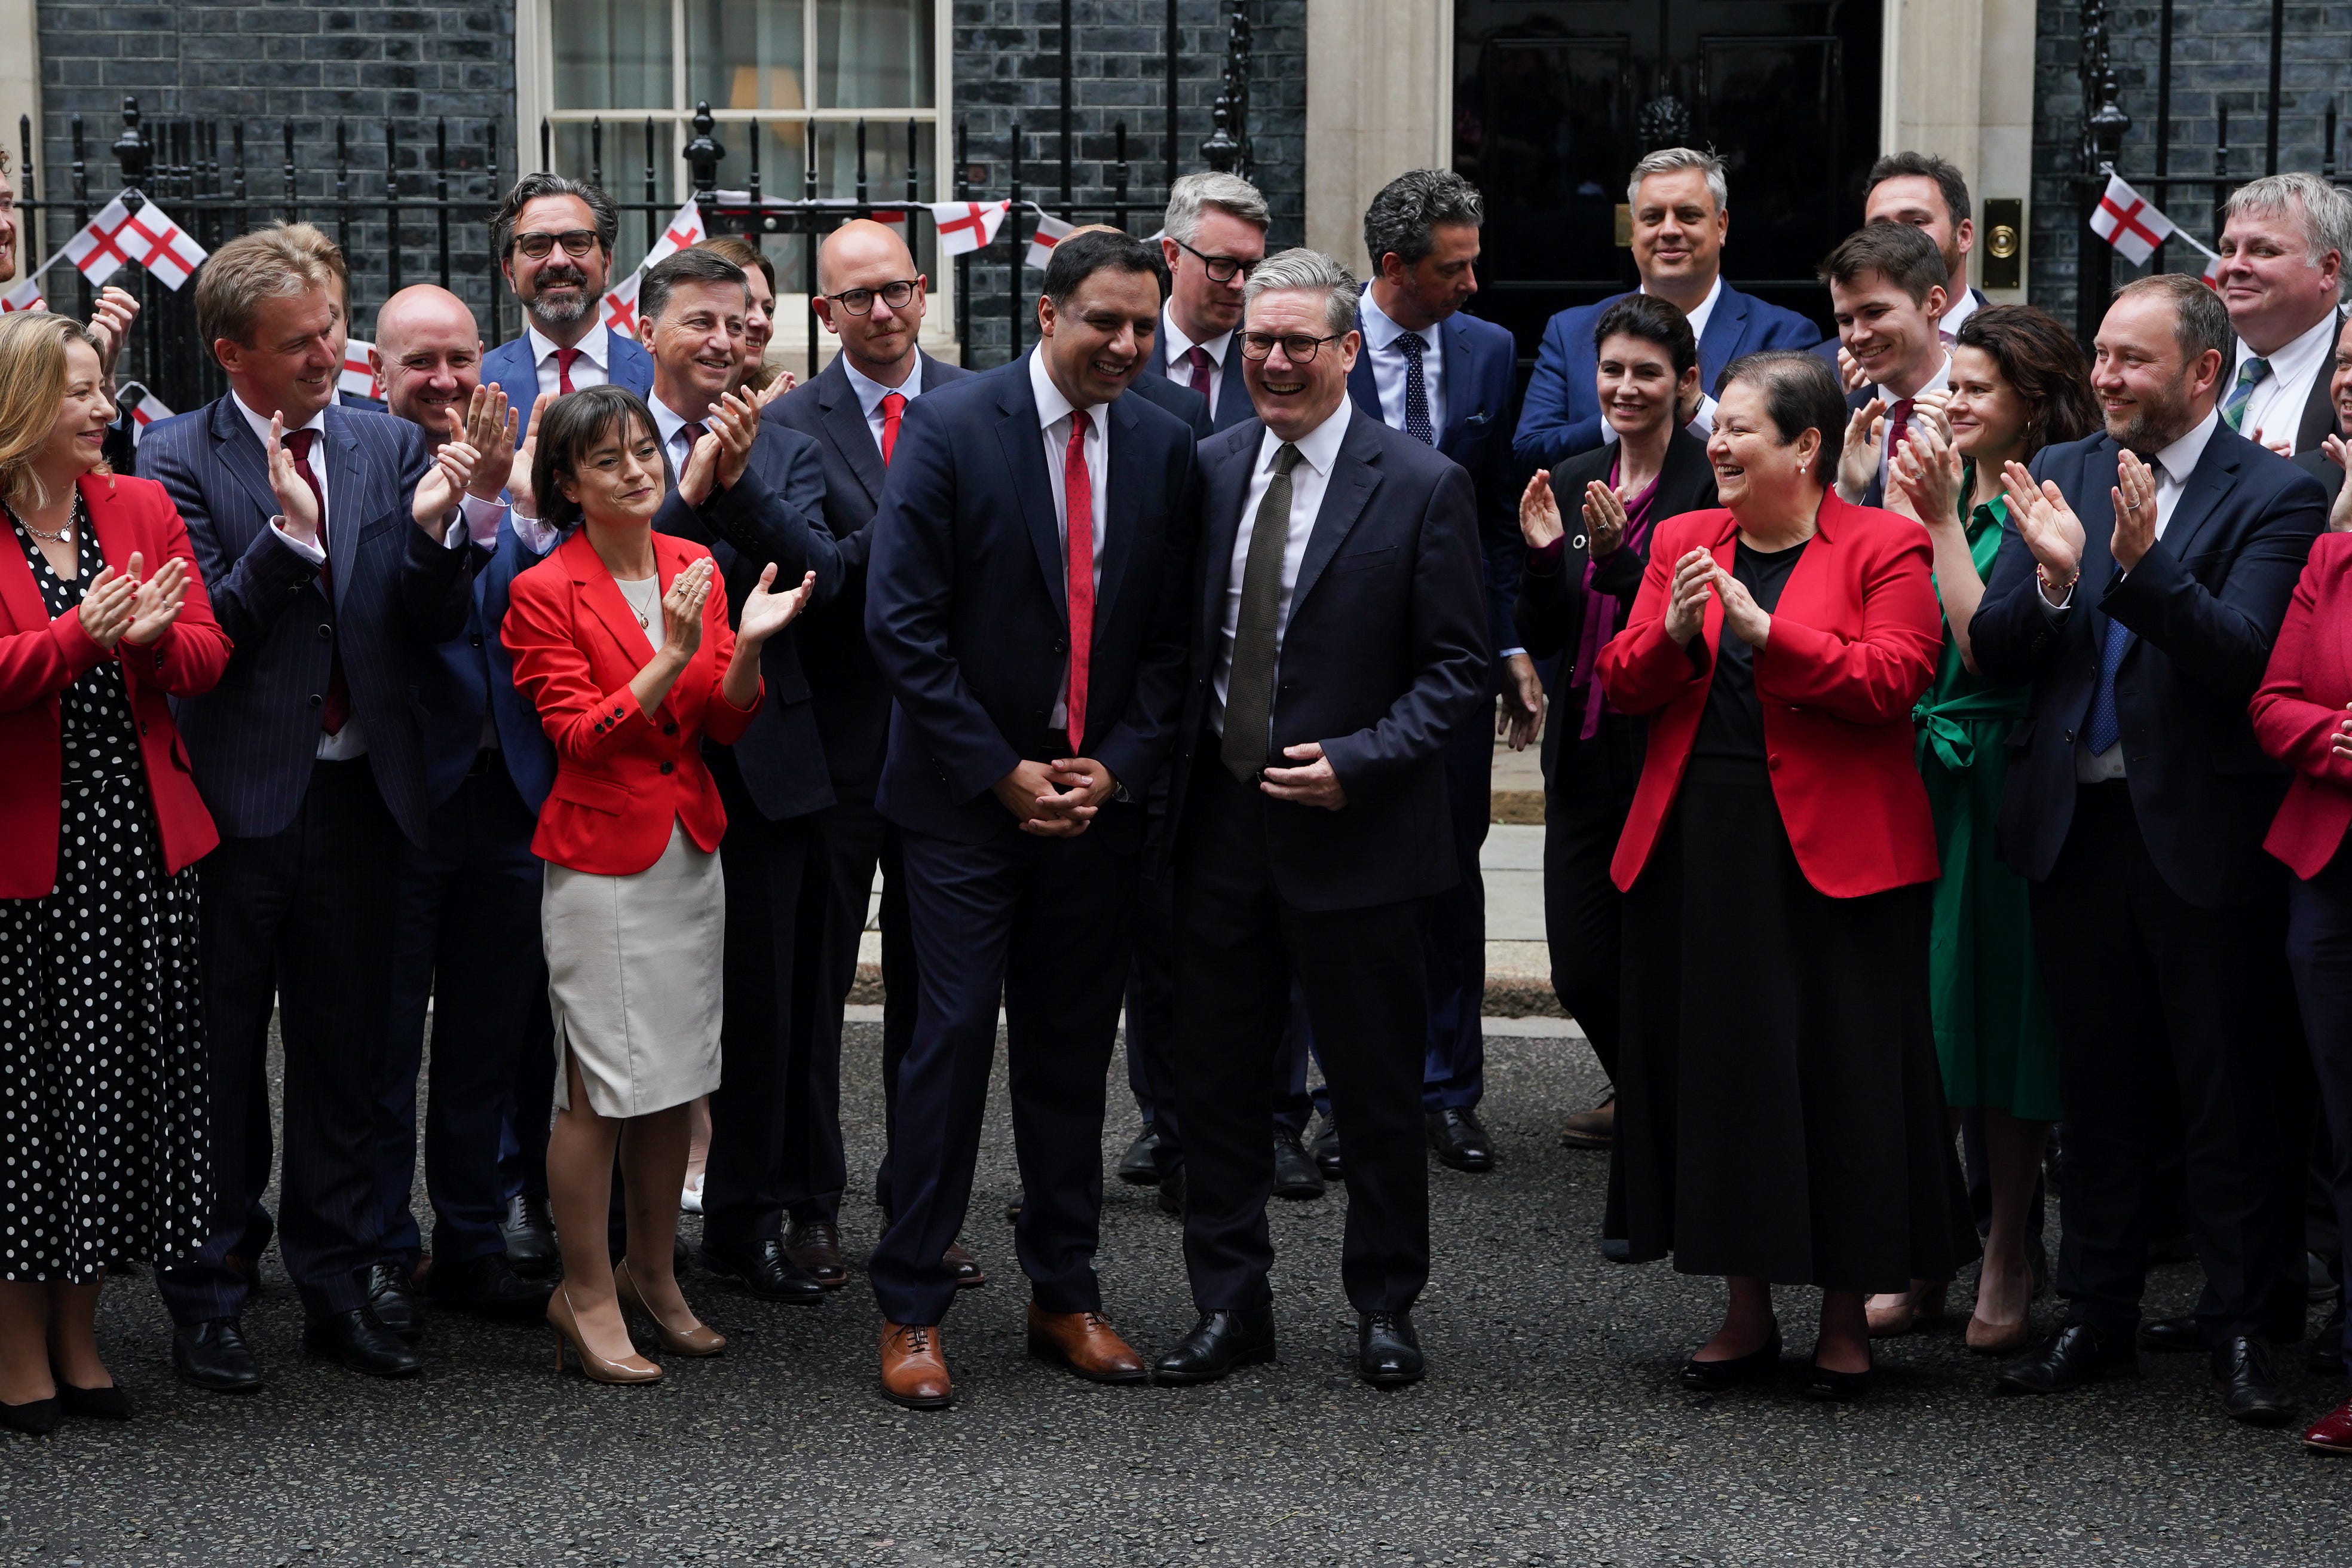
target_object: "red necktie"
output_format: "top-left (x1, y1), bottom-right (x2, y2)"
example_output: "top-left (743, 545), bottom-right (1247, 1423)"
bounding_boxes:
top-left (282, 428), bottom-right (350, 735)
top-left (1062, 408), bottom-right (1095, 756)
top-left (555, 345), bottom-right (581, 395)
top-left (880, 391), bottom-right (906, 465)
top-left (1185, 345), bottom-right (1214, 399)
top-left (1884, 397), bottom-right (1915, 473)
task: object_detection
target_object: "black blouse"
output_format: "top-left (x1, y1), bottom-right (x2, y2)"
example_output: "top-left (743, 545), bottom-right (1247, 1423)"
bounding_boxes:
top-left (1691, 537), bottom-right (1809, 765)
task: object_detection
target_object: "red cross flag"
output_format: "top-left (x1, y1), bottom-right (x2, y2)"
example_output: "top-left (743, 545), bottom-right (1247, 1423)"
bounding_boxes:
top-left (929, 200), bottom-right (1010, 257)
top-left (642, 197), bottom-right (708, 272)
top-left (601, 268), bottom-right (644, 338)
top-left (341, 338), bottom-right (381, 401)
top-left (122, 385), bottom-right (176, 445)
top-left (1024, 213), bottom-right (1074, 272)
top-left (1, 275), bottom-right (45, 313)
top-left (2088, 175), bottom-right (2176, 267)
top-left (66, 196), bottom-right (209, 290)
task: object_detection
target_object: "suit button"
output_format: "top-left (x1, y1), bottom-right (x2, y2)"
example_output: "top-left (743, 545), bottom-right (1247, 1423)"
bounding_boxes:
top-left (663, 721), bottom-right (679, 736)
top-left (138, 721), bottom-right (148, 735)
top-left (308, 693), bottom-right (323, 709)
top-left (660, 760), bottom-right (675, 775)
top-left (316, 623), bottom-right (332, 640)
top-left (1052, 638), bottom-right (1068, 655)
top-left (1766, 754), bottom-right (1782, 771)
top-left (470, 634), bottom-right (484, 648)
top-left (2064, 730), bottom-right (2074, 743)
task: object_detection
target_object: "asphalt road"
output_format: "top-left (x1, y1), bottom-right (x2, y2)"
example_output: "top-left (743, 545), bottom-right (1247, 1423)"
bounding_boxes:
top-left (7, 1020), bottom-right (2347, 1567)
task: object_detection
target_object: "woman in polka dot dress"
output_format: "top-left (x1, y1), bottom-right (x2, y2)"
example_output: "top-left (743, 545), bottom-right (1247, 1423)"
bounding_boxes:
top-left (0, 312), bottom-right (230, 1434)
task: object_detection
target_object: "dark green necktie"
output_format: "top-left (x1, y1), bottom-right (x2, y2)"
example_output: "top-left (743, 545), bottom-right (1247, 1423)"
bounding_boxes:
top-left (1222, 442), bottom-right (1304, 782)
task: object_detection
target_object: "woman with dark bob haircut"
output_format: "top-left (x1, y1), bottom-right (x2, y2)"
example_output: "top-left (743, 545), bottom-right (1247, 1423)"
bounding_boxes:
top-left (1597, 348), bottom-right (1972, 1401)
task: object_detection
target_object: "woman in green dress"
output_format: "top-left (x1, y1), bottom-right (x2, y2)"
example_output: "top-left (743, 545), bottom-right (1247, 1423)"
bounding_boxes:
top-left (1878, 305), bottom-right (2099, 1351)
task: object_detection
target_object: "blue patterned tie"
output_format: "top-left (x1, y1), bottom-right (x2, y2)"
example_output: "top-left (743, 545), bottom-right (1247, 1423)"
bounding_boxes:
top-left (2081, 614), bottom-right (2131, 757)
top-left (1397, 330), bottom-right (1435, 445)
top-left (2222, 357), bottom-right (2269, 431)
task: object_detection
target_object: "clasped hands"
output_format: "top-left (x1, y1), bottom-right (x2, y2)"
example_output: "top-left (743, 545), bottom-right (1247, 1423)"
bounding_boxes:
top-left (72, 550), bottom-right (189, 651)
top-left (994, 756), bottom-right (1122, 837)
top-left (1661, 547), bottom-right (1770, 649)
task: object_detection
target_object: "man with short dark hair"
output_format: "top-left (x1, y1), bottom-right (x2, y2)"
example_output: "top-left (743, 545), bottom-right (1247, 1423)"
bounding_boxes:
top-left (1815, 151), bottom-right (1986, 389)
top-left (1821, 222), bottom-right (1952, 508)
top-left (863, 229), bottom-right (1202, 1407)
top-left (2212, 172), bottom-right (2351, 457)
top-left (480, 173), bottom-right (653, 430)
top-left (1972, 271), bottom-right (2329, 1427)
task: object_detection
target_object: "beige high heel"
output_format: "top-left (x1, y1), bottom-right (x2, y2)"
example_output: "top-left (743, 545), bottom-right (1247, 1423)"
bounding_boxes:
top-left (615, 1257), bottom-right (727, 1357)
top-left (1865, 1280), bottom-right (1948, 1338)
top-left (548, 1287), bottom-right (663, 1383)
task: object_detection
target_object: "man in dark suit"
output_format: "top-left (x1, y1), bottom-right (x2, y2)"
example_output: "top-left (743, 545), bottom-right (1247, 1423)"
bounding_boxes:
top-left (761, 218), bottom-right (977, 1292)
top-left (478, 173), bottom-right (657, 436)
top-left (1813, 151), bottom-right (1989, 389)
top-left (137, 223), bottom-right (486, 1390)
top-left (1143, 172), bottom-right (1266, 436)
top-left (363, 285), bottom-right (558, 1336)
top-left (1515, 146), bottom-right (1820, 468)
top-left (1823, 223), bottom-right (1952, 510)
top-left (2293, 314), bottom-right (2352, 521)
top-left (863, 230), bottom-right (1202, 1407)
top-left (1971, 272), bottom-right (2329, 1425)
top-left (626, 246), bottom-right (844, 1306)
top-left (2212, 173), bottom-right (2350, 458)
top-left (1150, 248), bottom-right (1489, 1390)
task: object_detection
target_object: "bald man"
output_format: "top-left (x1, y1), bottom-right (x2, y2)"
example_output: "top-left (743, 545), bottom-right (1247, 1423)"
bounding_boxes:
top-left (369, 284), bottom-right (559, 1333)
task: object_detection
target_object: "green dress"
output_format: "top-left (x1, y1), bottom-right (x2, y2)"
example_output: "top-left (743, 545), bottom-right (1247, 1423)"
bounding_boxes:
top-left (1913, 477), bottom-right (2063, 1121)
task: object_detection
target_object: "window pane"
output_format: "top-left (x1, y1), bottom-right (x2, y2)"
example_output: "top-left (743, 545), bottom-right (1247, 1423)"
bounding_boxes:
top-left (688, 0), bottom-right (807, 113)
top-left (816, 0), bottom-right (933, 109)
top-left (811, 119), bottom-right (936, 275)
top-left (551, 120), bottom-right (678, 270)
top-left (552, 0), bottom-right (673, 111)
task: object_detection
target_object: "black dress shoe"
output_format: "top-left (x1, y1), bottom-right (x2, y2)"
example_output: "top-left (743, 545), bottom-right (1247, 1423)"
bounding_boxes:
top-left (55, 1380), bottom-right (133, 1420)
top-left (2137, 1314), bottom-right (2203, 1353)
top-left (699, 1237), bottom-right (826, 1305)
top-left (1804, 1350), bottom-right (1874, 1402)
top-left (172, 1318), bottom-right (264, 1394)
top-left (2311, 1301), bottom-right (2346, 1376)
top-left (1153, 1306), bottom-right (1278, 1385)
top-left (1156, 1163), bottom-right (1186, 1217)
top-left (1005, 1189), bottom-right (1025, 1224)
top-left (424, 1251), bottom-right (556, 1323)
top-left (501, 1192), bottom-right (558, 1279)
top-left (1272, 1132), bottom-right (1326, 1200)
top-left (1426, 1107), bottom-right (1493, 1173)
top-left (1681, 1330), bottom-right (1783, 1391)
top-left (2310, 1250), bottom-right (2339, 1303)
top-left (1307, 1113), bottom-right (1344, 1182)
top-left (367, 1260), bottom-right (423, 1342)
top-left (1995, 1322), bottom-right (2137, 1395)
top-left (1116, 1130), bottom-right (1162, 1187)
top-left (1358, 1311), bottom-right (1425, 1387)
top-left (302, 1307), bottom-right (422, 1379)
top-left (2211, 1334), bottom-right (2293, 1426)
top-left (0, 1396), bottom-right (60, 1435)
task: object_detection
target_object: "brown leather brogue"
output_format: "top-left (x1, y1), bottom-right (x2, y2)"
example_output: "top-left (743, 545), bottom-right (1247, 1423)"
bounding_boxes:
top-left (1025, 1304), bottom-right (1148, 1383)
top-left (784, 1220), bottom-right (848, 1288)
top-left (879, 1321), bottom-right (953, 1409)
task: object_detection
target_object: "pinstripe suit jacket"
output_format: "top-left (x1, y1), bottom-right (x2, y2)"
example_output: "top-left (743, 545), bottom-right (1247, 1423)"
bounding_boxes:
top-left (136, 396), bottom-right (477, 845)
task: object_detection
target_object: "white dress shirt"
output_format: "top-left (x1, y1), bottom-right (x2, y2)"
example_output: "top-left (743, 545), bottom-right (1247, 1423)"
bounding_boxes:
top-left (1211, 397), bottom-right (1353, 734)
top-left (1159, 311), bottom-right (1234, 422)
top-left (1864, 352), bottom-right (1956, 495)
top-left (1356, 289), bottom-right (1446, 438)
top-left (1604, 275), bottom-right (1723, 447)
top-left (1938, 286), bottom-right (1981, 342)
top-left (842, 353), bottom-right (924, 458)
top-left (528, 321), bottom-right (614, 399)
top-left (2230, 310), bottom-right (2338, 455)
top-left (1030, 351), bottom-right (1110, 732)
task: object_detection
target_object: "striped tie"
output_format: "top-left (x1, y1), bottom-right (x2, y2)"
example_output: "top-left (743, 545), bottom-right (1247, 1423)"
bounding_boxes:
top-left (2222, 357), bottom-right (2270, 431)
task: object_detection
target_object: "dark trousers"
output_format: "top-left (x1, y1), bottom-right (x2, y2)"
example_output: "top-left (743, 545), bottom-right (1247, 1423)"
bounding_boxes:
top-left (158, 760), bottom-right (405, 1323)
top-left (1543, 710), bottom-right (1643, 1082)
top-left (1172, 760), bottom-right (1429, 1313)
top-left (1420, 715), bottom-right (1491, 1110)
top-left (376, 759), bottom-right (544, 1267)
top-left (2285, 848), bottom-right (2352, 1354)
top-left (791, 791), bottom-right (894, 1227)
top-left (869, 828), bottom-right (920, 1220)
top-left (497, 1002), bottom-right (555, 1205)
top-left (2031, 783), bottom-right (2308, 1345)
top-left (868, 817), bottom-right (1140, 1326)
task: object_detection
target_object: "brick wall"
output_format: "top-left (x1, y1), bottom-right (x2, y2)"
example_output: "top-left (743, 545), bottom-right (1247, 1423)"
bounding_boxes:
top-left (2031, 0), bottom-right (2352, 330)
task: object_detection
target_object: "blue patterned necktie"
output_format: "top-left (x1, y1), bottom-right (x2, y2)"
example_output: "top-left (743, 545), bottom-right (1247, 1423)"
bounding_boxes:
top-left (1396, 330), bottom-right (1435, 445)
top-left (2222, 357), bottom-right (2269, 431)
top-left (2081, 455), bottom-right (2164, 757)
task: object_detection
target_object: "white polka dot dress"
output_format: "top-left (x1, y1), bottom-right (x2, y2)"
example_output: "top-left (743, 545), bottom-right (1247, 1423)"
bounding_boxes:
top-left (0, 503), bottom-right (208, 1284)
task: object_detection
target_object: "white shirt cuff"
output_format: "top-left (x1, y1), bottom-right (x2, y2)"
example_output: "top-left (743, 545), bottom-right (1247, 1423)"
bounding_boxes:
top-left (507, 510), bottom-right (560, 556)
top-left (457, 493), bottom-right (507, 546)
top-left (271, 518), bottom-right (326, 564)
top-left (1497, 646), bottom-right (1527, 660)
top-left (1686, 395), bottom-right (1719, 439)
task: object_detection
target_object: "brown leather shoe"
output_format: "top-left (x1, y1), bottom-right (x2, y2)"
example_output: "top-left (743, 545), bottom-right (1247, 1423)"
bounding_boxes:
top-left (1026, 1304), bottom-right (1148, 1383)
top-left (879, 1321), bottom-right (952, 1409)
top-left (783, 1220), bottom-right (848, 1289)
top-left (1559, 1097), bottom-right (1614, 1150)
top-left (944, 1242), bottom-right (987, 1290)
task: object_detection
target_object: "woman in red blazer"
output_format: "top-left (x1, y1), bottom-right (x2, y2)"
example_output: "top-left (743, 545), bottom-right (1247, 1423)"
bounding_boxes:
top-left (0, 311), bottom-right (229, 1432)
top-left (501, 386), bottom-right (811, 1386)
top-left (1595, 350), bottom-right (1968, 1402)
top-left (2248, 524), bottom-right (2352, 1452)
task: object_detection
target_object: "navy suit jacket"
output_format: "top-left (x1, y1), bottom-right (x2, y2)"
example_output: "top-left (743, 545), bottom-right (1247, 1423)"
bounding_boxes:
top-left (1347, 296), bottom-right (1524, 665)
top-left (1164, 409), bottom-right (1491, 912)
top-left (1145, 328), bottom-right (1252, 435)
top-left (137, 398), bottom-right (476, 846)
top-left (865, 353), bottom-right (1203, 844)
top-left (1514, 282), bottom-right (1822, 469)
top-left (1970, 424), bottom-right (2328, 907)
top-left (480, 332), bottom-right (657, 438)
top-left (1128, 367), bottom-right (1214, 442)
top-left (762, 350), bottom-right (973, 798)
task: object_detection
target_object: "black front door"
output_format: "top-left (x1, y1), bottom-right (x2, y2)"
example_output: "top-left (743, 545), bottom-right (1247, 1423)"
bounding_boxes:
top-left (1453, 0), bottom-right (1882, 365)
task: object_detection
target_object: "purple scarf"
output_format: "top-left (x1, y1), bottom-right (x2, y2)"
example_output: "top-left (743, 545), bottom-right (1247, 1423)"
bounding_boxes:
top-left (1569, 458), bottom-right (1661, 741)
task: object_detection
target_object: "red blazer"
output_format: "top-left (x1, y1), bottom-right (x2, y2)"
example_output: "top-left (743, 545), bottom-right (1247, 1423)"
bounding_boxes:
top-left (1597, 491), bottom-right (1943, 898)
top-left (0, 472), bottom-right (230, 898)
top-left (2250, 530), bottom-right (2352, 879)
top-left (503, 528), bottom-right (760, 875)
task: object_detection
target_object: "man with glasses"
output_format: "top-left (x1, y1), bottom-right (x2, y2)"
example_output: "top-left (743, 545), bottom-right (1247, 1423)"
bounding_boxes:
top-left (1147, 172), bottom-right (1268, 436)
top-left (480, 173), bottom-right (654, 437)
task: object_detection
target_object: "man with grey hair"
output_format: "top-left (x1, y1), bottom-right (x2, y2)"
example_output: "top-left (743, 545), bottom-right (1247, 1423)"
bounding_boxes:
top-left (1151, 247), bottom-right (1489, 1390)
top-left (1147, 171), bottom-right (1270, 434)
top-left (2212, 171), bottom-right (2350, 456)
top-left (1516, 146), bottom-right (1821, 466)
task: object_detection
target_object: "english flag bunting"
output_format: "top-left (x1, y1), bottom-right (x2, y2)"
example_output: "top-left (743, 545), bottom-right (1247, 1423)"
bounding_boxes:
top-left (121, 385), bottom-right (175, 444)
top-left (2088, 175), bottom-right (2176, 267)
top-left (66, 197), bottom-right (209, 290)
top-left (1, 275), bottom-right (45, 313)
top-left (596, 198), bottom-right (707, 336)
top-left (929, 200), bottom-right (1010, 256)
top-left (1024, 214), bottom-right (1074, 272)
top-left (341, 339), bottom-right (381, 401)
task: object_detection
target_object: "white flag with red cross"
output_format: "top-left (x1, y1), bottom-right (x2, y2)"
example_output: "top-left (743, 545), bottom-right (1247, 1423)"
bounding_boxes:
top-left (65, 196), bottom-right (209, 290)
top-left (601, 268), bottom-right (644, 338)
top-left (340, 338), bottom-right (381, 401)
top-left (2088, 175), bottom-right (2176, 267)
top-left (1024, 213), bottom-right (1074, 272)
top-left (640, 197), bottom-right (708, 272)
top-left (121, 384), bottom-right (176, 444)
top-left (0, 275), bottom-right (45, 313)
top-left (929, 200), bottom-right (1010, 256)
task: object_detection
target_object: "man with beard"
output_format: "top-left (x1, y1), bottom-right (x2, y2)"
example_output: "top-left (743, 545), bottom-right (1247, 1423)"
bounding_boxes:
top-left (1972, 272), bottom-right (2329, 1426)
top-left (481, 173), bottom-right (654, 434)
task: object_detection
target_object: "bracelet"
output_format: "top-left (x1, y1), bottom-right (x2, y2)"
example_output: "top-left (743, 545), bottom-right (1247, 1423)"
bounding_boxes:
top-left (2038, 566), bottom-right (2077, 597)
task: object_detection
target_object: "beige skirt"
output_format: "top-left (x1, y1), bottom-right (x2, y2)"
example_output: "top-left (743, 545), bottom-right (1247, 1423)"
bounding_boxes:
top-left (541, 819), bottom-right (725, 1119)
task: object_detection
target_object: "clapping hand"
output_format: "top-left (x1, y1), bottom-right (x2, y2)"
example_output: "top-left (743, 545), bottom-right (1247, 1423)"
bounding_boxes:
top-left (456, 385), bottom-right (516, 504)
top-left (2109, 448), bottom-right (2159, 571)
top-left (1711, 562), bottom-right (1770, 648)
top-left (121, 552), bottom-right (190, 646)
top-left (749, 369), bottom-right (797, 412)
top-left (75, 562), bottom-right (138, 650)
top-left (1518, 470), bottom-right (1564, 549)
top-left (1837, 399), bottom-right (1886, 504)
top-left (736, 561), bottom-right (816, 648)
top-left (1662, 546), bottom-right (1714, 646)
top-left (1835, 345), bottom-right (1870, 394)
top-left (2322, 435), bottom-right (2352, 534)
top-left (1583, 479), bottom-right (1630, 560)
top-left (265, 414), bottom-right (321, 546)
top-left (679, 391), bottom-right (760, 507)
top-left (2333, 703), bottom-right (2352, 762)
top-left (507, 393), bottom-right (555, 518)
top-left (411, 437), bottom-right (485, 536)
top-left (1999, 460), bottom-right (2085, 600)
top-left (657, 557), bottom-right (715, 663)
top-left (87, 286), bottom-right (140, 384)
top-left (1889, 415), bottom-right (1965, 526)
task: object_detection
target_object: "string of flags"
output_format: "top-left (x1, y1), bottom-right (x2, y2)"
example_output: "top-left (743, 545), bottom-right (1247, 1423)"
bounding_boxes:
top-left (2089, 174), bottom-right (2225, 284)
top-left (116, 381), bottom-right (176, 444)
top-left (4, 190), bottom-right (213, 310)
top-left (340, 340), bottom-right (382, 402)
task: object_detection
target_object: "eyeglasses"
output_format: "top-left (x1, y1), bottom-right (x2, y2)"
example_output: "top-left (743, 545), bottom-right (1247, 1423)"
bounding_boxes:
top-left (825, 279), bottom-right (920, 316)
top-left (1172, 235), bottom-right (1258, 283)
top-left (1239, 331), bottom-right (1343, 363)
top-left (512, 229), bottom-right (602, 261)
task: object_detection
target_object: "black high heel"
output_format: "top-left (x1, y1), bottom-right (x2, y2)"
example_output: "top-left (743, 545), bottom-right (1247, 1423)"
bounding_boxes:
top-left (0, 1396), bottom-right (60, 1435)
top-left (56, 1382), bottom-right (133, 1420)
top-left (1680, 1328), bottom-right (1783, 1390)
top-left (1803, 1347), bottom-right (1875, 1402)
